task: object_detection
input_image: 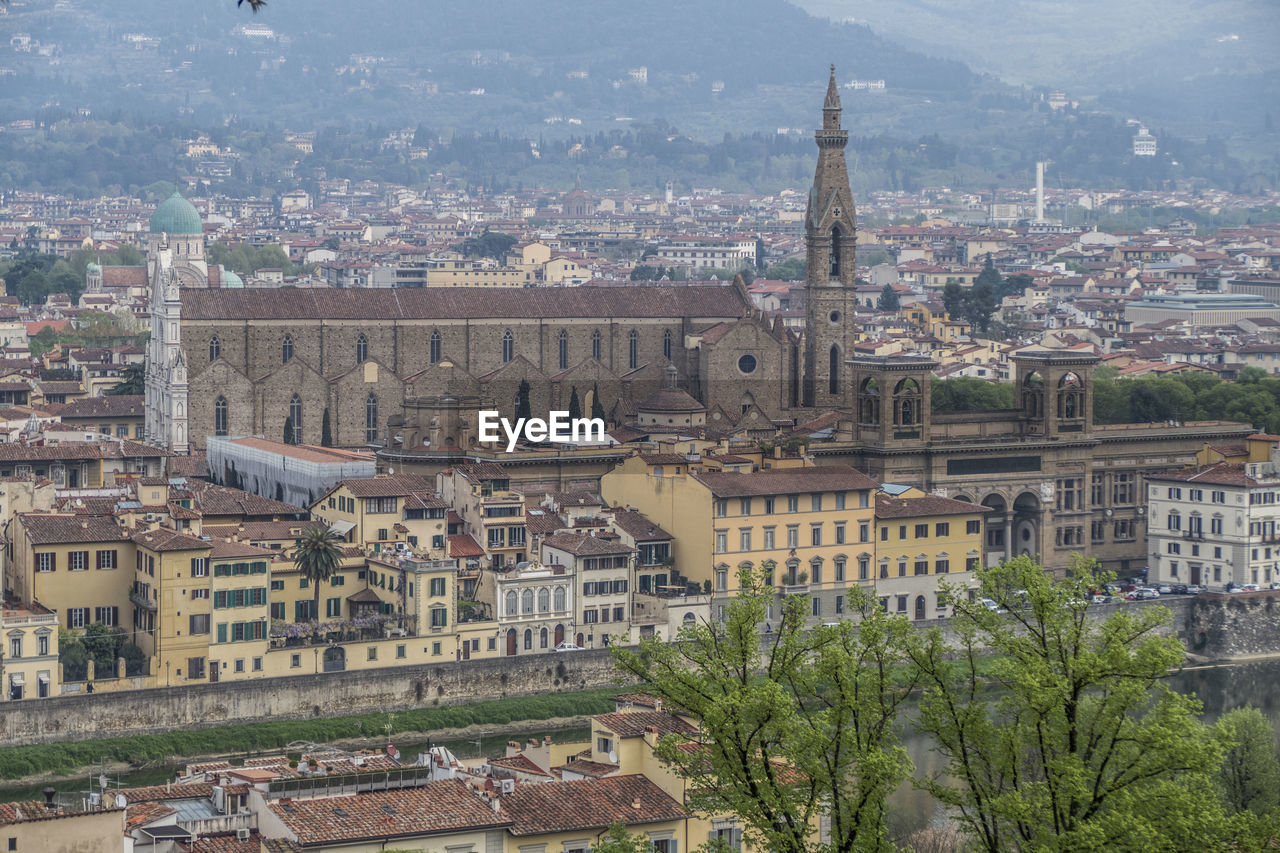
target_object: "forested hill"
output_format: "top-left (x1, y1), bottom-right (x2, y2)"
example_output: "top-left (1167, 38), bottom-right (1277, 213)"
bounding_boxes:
top-left (7, 0), bottom-right (978, 131)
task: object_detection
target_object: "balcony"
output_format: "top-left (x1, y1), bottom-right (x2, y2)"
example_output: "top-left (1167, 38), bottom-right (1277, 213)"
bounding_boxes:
top-left (129, 588), bottom-right (156, 610)
top-left (1183, 530), bottom-right (1206, 541)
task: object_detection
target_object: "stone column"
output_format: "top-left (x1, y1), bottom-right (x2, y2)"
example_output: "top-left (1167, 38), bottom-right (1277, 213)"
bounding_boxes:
top-left (1004, 513), bottom-right (1015, 562)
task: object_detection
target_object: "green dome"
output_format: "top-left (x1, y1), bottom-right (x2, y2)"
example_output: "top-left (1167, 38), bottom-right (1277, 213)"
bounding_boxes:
top-left (149, 191), bottom-right (203, 235)
top-left (85, 262), bottom-right (101, 274)
top-left (221, 268), bottom-right (244, 288)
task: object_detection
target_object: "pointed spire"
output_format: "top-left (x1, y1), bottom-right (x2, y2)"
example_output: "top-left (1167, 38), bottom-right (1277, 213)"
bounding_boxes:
top-left (824, 64), bottom-right (841, 111)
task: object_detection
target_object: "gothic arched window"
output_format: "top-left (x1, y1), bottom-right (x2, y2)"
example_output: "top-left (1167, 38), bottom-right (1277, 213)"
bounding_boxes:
top-left (214, 397), bottom-right (228, 436)
top-left (289, 394), bottom-right (302, 444)
top-left (591, 329), bottom-right (601, 361)
top-left (538, 588), bottom-right (550, 612)
top-left (540, 627), bottom-right (548, 648)
top-left (830, 225), bottom-right (841, 278)
top-left (281, 335), bottom-right (293, 364)
top-left (524, 629), bottom-right (533, 650)
top-left (365, 393), bottom-right (378, 444)
top-left (553, 587), bottom-right (566, 610)
top-left (558, 330), bottom-right (569, 371)
top-left (505, 590), bottom-right (518, 615)
top-left (208, 336), bottom-right (221, 362)
top-left (663, 329), bottom-right (673, 361)
top-left (521, 589), bottom-right (534, 614)
top-left (502, 329), bottom-right (514, 364)
top-left (356, 334), bottom-right (368, 364)
top-left (829, 345), bottom-right (840, 396)
top-left (628, 329), bottom-right (639, 370)
top-left (429, 330), bottom-right (441, 364)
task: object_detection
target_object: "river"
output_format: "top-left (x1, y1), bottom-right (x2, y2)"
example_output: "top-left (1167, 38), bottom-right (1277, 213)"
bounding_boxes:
top-left (4, 658), bottom-right (1277, 835)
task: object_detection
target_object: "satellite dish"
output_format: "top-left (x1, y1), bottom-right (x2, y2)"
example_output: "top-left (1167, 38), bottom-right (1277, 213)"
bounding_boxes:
top-left (608, 750), bottom-right (617, 764)
top-left (99, 774), bottom-right (108, 790)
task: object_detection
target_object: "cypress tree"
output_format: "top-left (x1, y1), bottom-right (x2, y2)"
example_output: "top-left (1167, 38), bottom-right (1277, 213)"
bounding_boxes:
top-left (590, 382), bottom-right (606, 422)
top-left (568, 386), bottom-right (582, 421)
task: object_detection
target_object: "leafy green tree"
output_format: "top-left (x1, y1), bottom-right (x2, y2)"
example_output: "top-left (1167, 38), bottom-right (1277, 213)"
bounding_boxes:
top-left (907, 555), bottom-right (1228, 852)
top-left (292, 527), bottom-right (345, 624)
top-left (931, 377), bottom-right (1015, 412)
top-left (590, 824), bottom-right (651, 853)
top-left (962, 261), bottom-right (999, 333)
top-left (453, 230), bottom-right (517, 262)
top-left (58, 631), bottom-right (88, 681)
top-left (942, 279), bottom-right (965, 318)
top-left (764, 257), bottom-right (805, 281)
top-left (567, 386), bottom-right (582, 421)
top-left (17, 269), bottom-right (49, 305)
top-left (106, 245), bottom-right (144, 266)
top-left (1216, 707), bottom-right (1280, 816)
top-left (876, 284), bottom-right (900, 312)
top-left (81, 623), bottom-right (123, 677)
top-left (613, 568), bottom-right (921, 853)
top-left (107, 363), bottom-right (145, 396)
top-left (590, 382), bottom-right (606, 422)
top-left (283, 415), bottom-right (297, 445)
top-left (321, 408), bottom-right (333, 447)
top-left (999, 272), bottom-right (1034, 301)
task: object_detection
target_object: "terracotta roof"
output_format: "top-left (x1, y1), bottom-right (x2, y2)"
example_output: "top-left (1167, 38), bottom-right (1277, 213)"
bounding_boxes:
top-left (202, 520), bottom-right (328, 543)
top-left (182, 285), bottom-right (749, 322)
top-left (19, 513), bottom-right (128, 545)
top-left (208, 539), bottom-right (273, 559)
top-left (874, 494), bottom-right (984, 519)
top-left (447, 534), bottom-right (485, 558)
top-left (116, 782), bottom-right (215, 802)
top-left (691, 465), bottom-right (878, 498)
top-left (524, 510), bottom-right (567, 535)
top-left (1145, 462), bottom-right (1255, 487)
top-left (503, 775), bottom-right (686, 835)
top-left (57, 395), bottom-right (144, 420)
top-left (183, 833), bottom-right (261, 853)
top-left (555, 757), bottom-right (620, 778)
top-left (543, 532), bottom-right (635, 556)
top-left (607, 508), bottom-right (672, 542)
top-left (125, 801), bottom-right (177, 829)
top-left (594, 711), bottom-right (697, 739)
top-left (549, 490), bottom-right (603, 507)
top-left (186, 482), bottom-right (304, 519)
top-left (267, 779), bottom-right (509, 845)
top-left (638, 453), bottom-right (687, 466)
top-left (132, 528), bottom-right (211, 553)
top-left (337, 475), bottom-right (436, 498)
top-left (488, 752), bottom-right (553, 777)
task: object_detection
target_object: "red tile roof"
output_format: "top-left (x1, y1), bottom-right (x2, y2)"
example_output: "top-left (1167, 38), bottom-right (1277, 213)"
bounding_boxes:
top-left (503, 775), bottom-right (685, 835)
top-left (691, 465), bottom-right (878, 498)
top-left (594, 711), bottom-right (697, 739)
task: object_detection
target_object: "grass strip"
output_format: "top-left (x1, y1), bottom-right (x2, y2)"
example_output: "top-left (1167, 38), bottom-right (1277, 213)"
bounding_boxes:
top-left (0, 687), bottom-right (624, 780)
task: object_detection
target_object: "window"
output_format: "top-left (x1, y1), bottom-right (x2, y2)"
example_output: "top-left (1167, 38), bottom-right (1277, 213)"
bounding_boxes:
top-left (834, 523), bottom-right (846, 544)
top-left (936, 559), bottom-right (949, 574)
top-left (282, 334), bottom-right (294, 363)
top-left (897, 595), bottom-right (908, 612)
top-left (68, 607), bottom-right (89, 628)
top-left (189, 614), bottom-right (210, 635)
top-left (1056, 478), bottom-right (1082, 511)
top-left (290, 654), bottom-right (300, 669)
top-left (591, 329), bottom-right (601, 360)
top-left (215, 396), bottom-right (228, 436)
top-left (396, 644), bottom-right (406, 659)
top-left (36, 553), bottom-right (55, 573)
top-left (7, 638), bottom-right (19, 659)
top-left (192, 558), bottom-right (210, 577)
top-left (94, 550), bottom-right (116, 570)
top-left (810, 525), bottom-right (822, 547)
top-left (739, 529), bottom-right (751, 551)
top-left (858, 555), bottom-right (869, 580)
top-left (502, 329), bottom-right (514, 363)
top-left (68, 551), bottom-right (88, 572)
top-left (554, 587), bottom-right (566, 610)
top-left (715, 500), bottom-right (728, 518)
top-left (914, 524), bottom-right (929, 539)
top-left (326, 598), bottom-right (341, 618)
top-left (430, 329), bottom-right (442, 364)
top-left (356, 333), bottom-right (368, 363)
top-left (914, 559), bottom-right (929, 576)
top-left (936, 522), bottom-right (950, 537)
top-left (522, 589), bottom-right (534, 614)
top-left (1168, 512), bottom-right (1181, 532)
top-left (811, 494), bottom-right (823, 512)
top-left (558, 330), bottom-right (569, 371)
top-left (835, 595), bottom-right (845, 615)
top-left (787, 525), bottom-right (799, 548)
top-left (1092, 473), bottom-right (1106, 506)
top-left (288, 394), bottom-right (303, 443)
top-left (835, 492), bottom-right (846, 510)
top-left (787, 495), bottom-right (799, 513)
top-left (764, 498), bottom-right (775, 514)
top-left (715, 531), bottom-right (728, 554)
top-left (898, 558), bottom-right (907, 578)
top-left (740, 498), bottom-right (752, 516)
top-left (1114, 473), bottom-right (1135, 505)
top-left (763, 527), bottom-right (775, 550)
top-left (365, 393), bottom-right (379, 443)
top-left (209, 336), bottom-right (221, 361)
top-left (1168, 487), bottom-right (1182, 500)
top-left (430, 577), bottom-right (446, 596)
top-left (538, 588), bottom-right (550, 611)
top-left (95, 606), bottom-right (118, 626)
top-left (812, 597), bottom-right (821, 617)
top-left (966, 519), bottom-right (981, 535)
top-left (628, 330), bottom-right (639, 370)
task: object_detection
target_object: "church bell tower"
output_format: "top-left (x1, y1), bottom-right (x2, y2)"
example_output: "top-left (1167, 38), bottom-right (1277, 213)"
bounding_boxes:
top-left (804, 65), bottom-right (858, 409)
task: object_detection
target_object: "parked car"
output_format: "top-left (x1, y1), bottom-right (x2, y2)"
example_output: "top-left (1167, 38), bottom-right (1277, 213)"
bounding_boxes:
top-left (1241, 584), bottom-right (1261, 592)
top-left (1269, 582), bottom-right (1280, 590)
top-left (978, 598), bottom-right (1005, 613)
top-left (554, 641), bottom-right (583, 652)
top-left (1186, 585), bottom-right (1202, 594)
top-left (1091, 593), bottom-right (1113, 604)
top-left (1157, 584), bottom-right (1173, 594)
top-left (1172, 584), bottom-right (1189, 595)
top-left (1136, 588), bottom-right (1160, 600)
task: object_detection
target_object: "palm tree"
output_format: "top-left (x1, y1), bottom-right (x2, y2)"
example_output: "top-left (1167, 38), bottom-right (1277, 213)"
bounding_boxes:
top-left (292, 526), bottom-right (346, 625)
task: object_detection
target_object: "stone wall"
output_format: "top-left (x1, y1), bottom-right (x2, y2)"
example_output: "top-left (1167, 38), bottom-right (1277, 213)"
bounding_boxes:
top-left (0, 648), bottom-right (628, 747)
top-left (1, 595), bottom-right (1268, 749)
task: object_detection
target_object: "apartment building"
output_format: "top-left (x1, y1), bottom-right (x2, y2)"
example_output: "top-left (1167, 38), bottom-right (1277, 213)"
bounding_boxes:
top-left (439, 464), bottom-right (528, 569)
top-left (541, 531), bottom-right (634, 649)
top-left (873, 490), bottom-right (985, 621)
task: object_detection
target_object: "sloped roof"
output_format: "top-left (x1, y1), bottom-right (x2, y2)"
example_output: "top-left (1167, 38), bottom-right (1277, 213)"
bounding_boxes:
top-left (503, 775), bottom-right (685, 835)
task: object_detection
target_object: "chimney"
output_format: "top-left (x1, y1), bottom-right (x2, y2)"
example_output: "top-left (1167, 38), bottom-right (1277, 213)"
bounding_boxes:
top-left (632, 799), bottom-right (642, 809)
top-left (654, 698), bottom-right (662, 712)
top-left (42, 787), bottom-right (56, 811)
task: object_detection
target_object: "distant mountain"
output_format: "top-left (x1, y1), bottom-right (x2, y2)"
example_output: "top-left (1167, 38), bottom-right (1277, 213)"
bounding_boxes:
top-left (4, 0), bottom-right (981, 133)
top-left (789, 0), bottom-right (1279, 120)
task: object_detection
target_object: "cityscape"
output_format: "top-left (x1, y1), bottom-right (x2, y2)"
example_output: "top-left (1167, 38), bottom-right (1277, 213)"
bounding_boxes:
top-left (2, 0), bottom-right (1280, 850)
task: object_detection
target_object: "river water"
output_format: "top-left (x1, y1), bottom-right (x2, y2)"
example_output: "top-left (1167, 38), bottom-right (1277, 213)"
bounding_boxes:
top-left (4, 659), bottom-right (1277, 835)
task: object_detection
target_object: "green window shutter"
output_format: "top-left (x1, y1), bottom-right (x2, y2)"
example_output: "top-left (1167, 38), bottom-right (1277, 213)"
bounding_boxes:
top-left (216, 623), bottom-right (227, 643)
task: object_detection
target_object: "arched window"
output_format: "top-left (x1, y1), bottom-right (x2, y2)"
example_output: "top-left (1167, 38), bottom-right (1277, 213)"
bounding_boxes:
top-left (523, 629), bottom-right (533, 650)
top-left (521, 589), bottom-right (534, 614)
top-left (356, 334), bottom-right (368, 364)
top-left (591, 329), bottom-right (601, 361)
top-left (558, 330), bottom-right (569, 371)
top-left (281, 335), bottom-right (293, 364)
top-left (365, 393), bottom-right (378, 444)
top-left (663, 329), bottom-right (673, 360)
top-left (628, 329), bottom-right (639, 370)
top-left (208, 336), bottom-right (221, 362)
top-left (858, 377), bottom-right (880, 425)
top-left (502, 329), bottom-right (514, 363)
top-left (538, 588), bottom-right (550, 612)
top-left (829, 345), bottom-right (840, 396)
top-left (505, 590), bottom-right (517, 615)
top-left (553, 587), bottom-right (566, 610)
top-left (540, 627), bottom-right (548, 649)
top-left (830, 225), bottom-right (841, 278)
top-left (429, 330), bottom-right (441, 364)
top-left (894, 378), bottom-right (921, 427)
top-left (288, 394), bottom-right (302, 444)
top-left (214, 396), bottom-right (228, 436)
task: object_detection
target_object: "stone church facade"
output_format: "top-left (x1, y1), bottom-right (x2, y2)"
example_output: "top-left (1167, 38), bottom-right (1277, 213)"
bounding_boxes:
top-left (142, 69), bottom-right (1257, 574)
